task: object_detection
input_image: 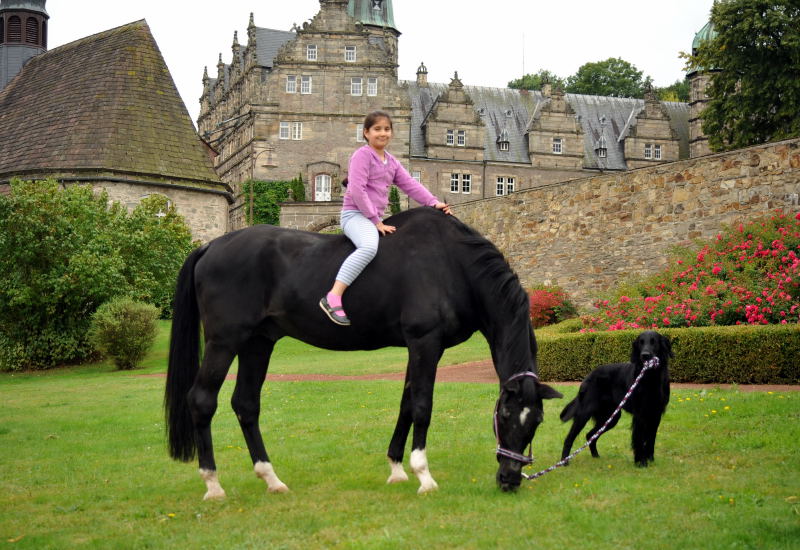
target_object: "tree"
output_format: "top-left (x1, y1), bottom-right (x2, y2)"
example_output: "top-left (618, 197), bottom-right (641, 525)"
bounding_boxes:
top-left (565, 57), bottom-right (652, 98)
top-left (388, 186), bottom-right (401, 215)
top-left (657, 78), bottom-right (690, 102)
top-left (242, 176), bottom-right (305, 226)
top-left (508, 69), bottom-right (566, 91)
top-left (685, 0), bottom-right (800, 151)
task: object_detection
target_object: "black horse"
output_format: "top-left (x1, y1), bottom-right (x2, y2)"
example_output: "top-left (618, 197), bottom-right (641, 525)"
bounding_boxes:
top-left (165, 208), bottom-right (561, 498)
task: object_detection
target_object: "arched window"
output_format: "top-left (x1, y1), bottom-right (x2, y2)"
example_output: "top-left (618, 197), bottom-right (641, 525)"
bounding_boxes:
top-left (7, 16), bottom-right (21, 42)
top-left (314, 174), bottom-right (331, 201)
top-left (25, 17), bottom-right (38, 44)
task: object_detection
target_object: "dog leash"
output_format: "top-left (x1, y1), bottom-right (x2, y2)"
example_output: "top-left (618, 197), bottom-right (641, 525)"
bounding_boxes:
top-left (521, 357), bottom-right (660, 481)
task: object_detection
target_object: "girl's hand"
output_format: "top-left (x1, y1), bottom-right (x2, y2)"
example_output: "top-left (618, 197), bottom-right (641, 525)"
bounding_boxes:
top-left (376, 222), bottom-right (396, 235)
top-left (434, 202), bottom-right (453, 215)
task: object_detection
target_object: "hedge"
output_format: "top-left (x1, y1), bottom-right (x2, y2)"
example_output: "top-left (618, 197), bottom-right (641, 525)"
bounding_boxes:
top-left (536, 324), bottom-right (800, 384)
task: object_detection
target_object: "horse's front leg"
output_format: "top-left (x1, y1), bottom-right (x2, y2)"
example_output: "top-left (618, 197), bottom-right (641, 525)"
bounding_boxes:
top-left (188, 342), bottom-right (235, 500)
top-left (402, 334), bottom-right (444, 494)
top-left (232, 335), bottom-right (289, 494)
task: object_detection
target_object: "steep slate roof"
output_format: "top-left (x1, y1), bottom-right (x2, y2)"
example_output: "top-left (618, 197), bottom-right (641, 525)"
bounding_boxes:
top-left (0, 20), bottom-right (224, 188)
top-left (404, 81), bottom-right (690, 170)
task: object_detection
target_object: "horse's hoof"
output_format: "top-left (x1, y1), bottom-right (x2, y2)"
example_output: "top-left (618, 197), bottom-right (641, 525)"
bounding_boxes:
top-left (387, 471), bottom-right (409, 484)
top-left (417, 480), bottom-right (438, 494)
top-left (268, 483), bottom-right (290, 493)
top-left (203, 488), bottom-right (226, 501)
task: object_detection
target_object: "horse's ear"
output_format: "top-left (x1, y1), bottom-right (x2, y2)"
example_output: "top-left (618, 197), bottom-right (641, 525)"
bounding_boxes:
top-left (536, 381), bottom-right (562, 400)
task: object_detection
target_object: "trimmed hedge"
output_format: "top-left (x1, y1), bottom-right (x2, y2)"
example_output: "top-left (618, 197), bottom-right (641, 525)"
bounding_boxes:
top-left (536, 324), bottom-right (800, 384)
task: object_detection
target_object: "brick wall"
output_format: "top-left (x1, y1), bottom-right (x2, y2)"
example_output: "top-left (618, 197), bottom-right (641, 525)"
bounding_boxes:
top-left (452, 138), bottom-right (800, 307)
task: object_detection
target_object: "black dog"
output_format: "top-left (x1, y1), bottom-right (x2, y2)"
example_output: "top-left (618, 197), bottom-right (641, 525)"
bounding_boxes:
top-left (560, 330), bottom-right (672, 467)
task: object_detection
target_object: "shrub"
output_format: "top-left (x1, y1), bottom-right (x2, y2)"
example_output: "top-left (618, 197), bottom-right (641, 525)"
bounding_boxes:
top-left (527, 286), bottom-right (578, 328)
top-left (583, 210), bottom-right (800, 331)
top-left (242, 176), bottom-right (305, 225)
top-left (0, 179), bottom-right (195, 371)
top-left (89, 297), bottom-right (159, 370)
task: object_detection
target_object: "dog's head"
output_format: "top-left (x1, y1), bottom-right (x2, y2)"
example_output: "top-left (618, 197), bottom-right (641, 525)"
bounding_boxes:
top-left (631, 330), bottom-right (673, 369)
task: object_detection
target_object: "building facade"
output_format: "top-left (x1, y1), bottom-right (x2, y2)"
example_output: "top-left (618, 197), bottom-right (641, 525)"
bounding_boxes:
top-left (199, 0), bottom-right (707, 230)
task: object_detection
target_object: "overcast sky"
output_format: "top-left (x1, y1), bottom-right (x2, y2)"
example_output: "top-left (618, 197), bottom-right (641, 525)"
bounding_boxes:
top-left (47, 0), bottom-right (714, 125)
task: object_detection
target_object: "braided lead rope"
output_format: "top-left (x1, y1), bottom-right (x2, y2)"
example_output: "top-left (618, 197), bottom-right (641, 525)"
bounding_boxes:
top-left (521, 356), bottom-right (660, 481)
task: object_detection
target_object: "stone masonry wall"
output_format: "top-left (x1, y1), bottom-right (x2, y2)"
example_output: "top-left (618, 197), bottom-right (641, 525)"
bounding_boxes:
top-left (452, 138), bottom-right (800, 307)
top-left (280, 201), bottom-right (343, 231)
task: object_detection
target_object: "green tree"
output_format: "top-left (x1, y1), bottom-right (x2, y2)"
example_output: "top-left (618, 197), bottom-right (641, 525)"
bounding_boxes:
top-left (565, 57), bottom-right (652, 98)
top-left (0, 179), bottom-right (196, 370)
top-left (685, 0), bottom-right (800, 151)
top-left (657, 78), bottom-right (690, 102)
top-left (508, 69), bottom-right (566, 91)
top-left (388, 186), bottom-right (401, 215)
top-left (243, 176), bottom-right (305, 226)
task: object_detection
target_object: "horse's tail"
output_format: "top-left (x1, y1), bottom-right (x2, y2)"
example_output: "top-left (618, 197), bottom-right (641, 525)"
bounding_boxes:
top-left (165, 244), bottom-right (207, 462)
top-left (560, 397), bottom-right (579, 422)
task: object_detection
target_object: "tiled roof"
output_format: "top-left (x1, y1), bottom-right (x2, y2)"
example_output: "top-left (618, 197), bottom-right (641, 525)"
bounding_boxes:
top-left (0, 20), bottom-right (224, 188)
top-left (404, 81), bottom-right (690, 170)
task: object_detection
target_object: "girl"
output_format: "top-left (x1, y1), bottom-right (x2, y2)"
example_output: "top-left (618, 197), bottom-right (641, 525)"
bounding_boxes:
top-left (320, 110), bottom-right (452, 326)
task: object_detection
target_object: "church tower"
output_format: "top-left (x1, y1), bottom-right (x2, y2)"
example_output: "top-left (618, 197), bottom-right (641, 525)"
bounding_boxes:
top-left (0, 0), bottom-right (48, 90)
top-left (687, 17), bottom-right (718, 158)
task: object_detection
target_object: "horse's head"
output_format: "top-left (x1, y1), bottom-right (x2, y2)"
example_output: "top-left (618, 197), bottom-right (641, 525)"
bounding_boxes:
top-left (494, 372), bottom-right (562, 492)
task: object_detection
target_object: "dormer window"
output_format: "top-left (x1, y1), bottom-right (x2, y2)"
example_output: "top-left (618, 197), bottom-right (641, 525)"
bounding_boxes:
top-left (499, 141), bottom-right (510, 152)
top-left (345, 46), bottom-right (356, 62)
top-left (497, 128), bottom-right (510, 152)
top-left (307, 44), bottom-right (317, 61)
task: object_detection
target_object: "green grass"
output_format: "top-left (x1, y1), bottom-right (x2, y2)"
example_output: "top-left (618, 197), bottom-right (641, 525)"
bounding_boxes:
top-left (1, 324), bottom-right (798, 549)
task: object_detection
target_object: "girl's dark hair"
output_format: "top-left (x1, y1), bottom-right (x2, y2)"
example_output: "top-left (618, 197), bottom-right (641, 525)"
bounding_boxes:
top-left (363, 110), bottom-right (393, 132)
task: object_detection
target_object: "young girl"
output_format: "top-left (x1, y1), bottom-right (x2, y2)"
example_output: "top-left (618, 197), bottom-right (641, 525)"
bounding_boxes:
top-left (320, 110), bottom-right (452, 326)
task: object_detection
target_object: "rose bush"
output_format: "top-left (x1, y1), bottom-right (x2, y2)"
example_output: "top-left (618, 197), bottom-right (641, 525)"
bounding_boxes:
top-left (582, 210), bottom-right (800, 331)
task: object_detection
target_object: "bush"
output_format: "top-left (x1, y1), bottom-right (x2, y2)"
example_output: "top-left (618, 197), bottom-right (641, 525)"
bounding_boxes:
top-left (583, 210), bottom-right (800, 330)
top-left (0, 179), bottom-right (196, 371)
top-left (537, 324), bottom-right (800, 384)
top-left (89, 297), bottom-right (159, 370)
top-left (242, 176), bottom-right (305, 225)
top-left (527, 286), bottom-right (578, 328)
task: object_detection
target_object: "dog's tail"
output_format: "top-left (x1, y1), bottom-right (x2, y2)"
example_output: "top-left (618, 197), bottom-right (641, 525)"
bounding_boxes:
top-left (560, 397), bottom-right (579, 422)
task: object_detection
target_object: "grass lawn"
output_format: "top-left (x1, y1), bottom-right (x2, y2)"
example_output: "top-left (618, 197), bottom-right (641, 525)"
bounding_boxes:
top-left (1, 323), bottom-right (798, 549)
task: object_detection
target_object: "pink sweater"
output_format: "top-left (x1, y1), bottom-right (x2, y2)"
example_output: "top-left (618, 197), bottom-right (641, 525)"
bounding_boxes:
top-left (343, 145), bottom-right (439, 224)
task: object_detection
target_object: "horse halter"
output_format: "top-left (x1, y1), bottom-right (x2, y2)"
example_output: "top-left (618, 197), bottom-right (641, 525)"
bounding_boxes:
top-left (494, 371), bottom-right (539, 465)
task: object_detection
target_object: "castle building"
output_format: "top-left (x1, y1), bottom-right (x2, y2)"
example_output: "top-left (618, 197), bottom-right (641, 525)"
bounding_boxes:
top-left (0, 0), bottom-right (47, 89)
top-left (686, 18), bottom-right (719, 158)
top-left (200, 0), bottom-right (700, 230)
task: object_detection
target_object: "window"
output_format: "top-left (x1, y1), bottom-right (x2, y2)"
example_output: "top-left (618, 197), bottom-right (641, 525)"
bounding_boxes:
top-left (411, 171), bottom-right (421, 182)
top-left (315, 174), bottom-right (331, 201)
top-left (499, 141), bottom-right (510, 152)
top-left (307, 44), bottom-right (317, 61)
top-left (450, 173), bottom-right (459, 193)
top-left (286, 75), bottom-right (296, 93)
top-left (446, 129), bottom-right (454, 146)
top-left (644, 144), bottom-right (652, 159)
top-left (356, 124), bottom-right (364, 142)
top-left (496, 176), bottom-right (515, 196)
top-left (291, 122), bottom-right (303, 140)
top-left (461, 174), bottom-right (471, 193)
top-left (597, 147), bottom-right (607, 158)
top-left (345, 46), bottom-right (356, 62)
top-left (350, 77), bottom-right (362, 96)
top-left (457, 130), bottom-right (466, 147)
top-left (8, 16), bottom-right (21, 42)
top-left (25, 17), bottom-right (38, 44)
top-left (654, 144), bottom-right (662, 160)
top-left (367, 77), bottom-right (378, 96)
top-left (279, 122), bottom-right (290, 140)
top-left (552, 138), bottom-right (563, 154)
top-left (301, 76), bottom-right (312, 94)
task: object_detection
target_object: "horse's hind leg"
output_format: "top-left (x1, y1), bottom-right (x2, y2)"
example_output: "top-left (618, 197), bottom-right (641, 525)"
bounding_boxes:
top-left (386, 380), bottom-right (412, 484)
top-left (231, 335), bottom-right (289, 493)
top-left (188, 341), bottom-right (236, 500)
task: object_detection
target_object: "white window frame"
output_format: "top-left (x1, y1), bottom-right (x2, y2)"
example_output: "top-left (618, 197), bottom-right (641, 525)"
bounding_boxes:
top-left (291, 122), bottom-right (303, 141)
top-left (315, 174), bottom-right (332, 201)
top-left (350, 77), bottom-right (362, 96)
top-left (446, 129), bottom-right (454, 146)
top-left (306, 44), bottom-right (317, 61)
top-left (450, 173), bottom-right (459, 193)
top-left (552, 138), bottom-right (563, 154)
top-left (286, 75), bottom-right (296, 93)
top-left (499, 141), bottom-right (510, 152)
top-left (496, 177), bottom-right (506, 197)
top-left (345, 45), bottom-right (356, 62)
top-left (461, 174), bottom-right (471, 194)
top-left (654, 144), bottom-right (662, 160)
top-left (411, 171), bottom-right (421, 182)
top-left (356, 123), bottom-right (364, 142)
top-left (279, 121), bottom-right (290, 140)
top-left (644, 143), bottom-right (652, 159)
top-left (507, 176), bottom-right (515, 194)
top-left (301, 75), bottom-right (312, 94)
top-left (367, 77), bottom-right (378, 96)
top-left (457, 130), bottom-right (466, 147)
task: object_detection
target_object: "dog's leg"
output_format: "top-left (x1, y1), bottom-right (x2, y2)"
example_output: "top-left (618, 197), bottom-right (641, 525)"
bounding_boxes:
top-left (587, 410), bottom-right (620, 458)
top-left (631, 414), bottom-right (658, 466)
top-left (562, 413), bottom-right (591, 462)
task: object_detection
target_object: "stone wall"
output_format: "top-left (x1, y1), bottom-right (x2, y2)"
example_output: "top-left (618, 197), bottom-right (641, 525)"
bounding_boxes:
top-left (279, 201), bottom-right (343, 231)
top-left (452, 138), bottom-right (800, 307)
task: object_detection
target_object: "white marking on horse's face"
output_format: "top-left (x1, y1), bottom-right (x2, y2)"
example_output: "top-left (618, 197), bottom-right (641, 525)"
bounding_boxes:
top-left (519, 407), bottom-right (531, 426)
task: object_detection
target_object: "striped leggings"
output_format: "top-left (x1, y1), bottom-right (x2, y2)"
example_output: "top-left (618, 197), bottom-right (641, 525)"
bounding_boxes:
top-left (335, 210), bottom-right (379, 286)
